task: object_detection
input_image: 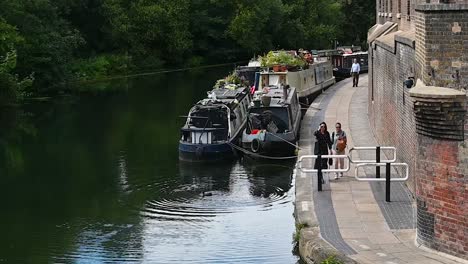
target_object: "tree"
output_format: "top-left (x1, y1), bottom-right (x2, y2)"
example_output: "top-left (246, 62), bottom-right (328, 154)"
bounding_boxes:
top-left (0, 18), bottom-right (32, 105)
top-left (228, 0), bottom-right (285, 53)
top-left (0, 0), bottom-right (83, 89)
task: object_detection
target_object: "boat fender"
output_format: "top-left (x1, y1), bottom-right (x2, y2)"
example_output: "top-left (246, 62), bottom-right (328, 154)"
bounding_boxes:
top-left (195, 146), bottom-right (204, 157)
top-left (251, 138), bottom-right (261, 153)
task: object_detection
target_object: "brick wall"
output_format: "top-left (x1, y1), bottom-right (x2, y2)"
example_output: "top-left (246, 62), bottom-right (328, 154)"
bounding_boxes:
top-left (376, 0), bottom-right (416, 29)
top-left (416, 136), bottom-right (467, 257)
top-left (415, 5), bottom-right (468, 89)
top-left (368, 39), bottom-right (418, 192)
top-left (369, 1), bottom-right (468, 259)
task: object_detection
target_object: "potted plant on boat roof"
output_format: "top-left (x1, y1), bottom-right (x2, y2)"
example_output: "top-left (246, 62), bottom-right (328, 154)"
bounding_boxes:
top-left (259, 51), bottom-right (306, 72)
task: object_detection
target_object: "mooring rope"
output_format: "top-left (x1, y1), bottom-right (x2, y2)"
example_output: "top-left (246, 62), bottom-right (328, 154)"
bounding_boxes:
top-left (228, 142), bottom-right (297, 160)
top-left (74, 61), bottom-right (249, 84)
top-left (265, 132), bottom-right (302, 150)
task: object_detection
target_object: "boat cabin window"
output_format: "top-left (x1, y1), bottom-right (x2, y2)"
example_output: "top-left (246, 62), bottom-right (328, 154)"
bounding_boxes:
top-left (247, 107), bottom-right (289, 134)
top-left (188, 107), bottom-right (229, 142)
top-left (190, 107), bottom-right (227, 128)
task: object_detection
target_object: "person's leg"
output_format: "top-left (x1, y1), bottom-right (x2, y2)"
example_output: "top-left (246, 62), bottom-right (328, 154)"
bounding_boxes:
top-left (356, 73), bottom-right (359, 86)
top-left (335, 150), bottom-right (344, 176)
top-left (333, 150), bottom-right (339, 179)
top-left (339, 156), bottom-right (344, 176)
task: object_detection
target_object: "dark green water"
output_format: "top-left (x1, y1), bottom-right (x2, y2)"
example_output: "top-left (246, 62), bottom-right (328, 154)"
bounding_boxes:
top-left (0, 67), bottom-right (299, 263)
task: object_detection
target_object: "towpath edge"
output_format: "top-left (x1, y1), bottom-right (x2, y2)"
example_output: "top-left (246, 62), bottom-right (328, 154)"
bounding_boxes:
top-left (294, 79), bottom-right (357, 264)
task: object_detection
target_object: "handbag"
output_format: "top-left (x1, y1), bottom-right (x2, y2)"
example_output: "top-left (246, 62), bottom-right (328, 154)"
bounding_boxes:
top-left (337, 139), bottom-right (347, 152)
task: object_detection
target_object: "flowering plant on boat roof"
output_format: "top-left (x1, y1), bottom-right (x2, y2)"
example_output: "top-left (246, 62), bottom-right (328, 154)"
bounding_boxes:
top-left (213, 72), bottom-right (244, 89)
top-left (259, 51), bottom-right (306, 68)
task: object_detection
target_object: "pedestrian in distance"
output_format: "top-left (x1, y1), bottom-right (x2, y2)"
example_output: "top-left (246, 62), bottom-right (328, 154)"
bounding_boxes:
top-left (314, 122), bottom-right (333, 172)
top-left (331, 122), bottom-right (347, 179)
top-left (350, 58), bottom-right (360, 87)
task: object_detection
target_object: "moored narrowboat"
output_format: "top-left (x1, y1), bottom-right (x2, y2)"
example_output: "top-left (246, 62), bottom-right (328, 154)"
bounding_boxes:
top-left (179, 85), bottom-right (251, 162)
top-left (257, 50), bottom-right (335, 105)
top-left (331, 50), bottom-right (369, 81)
top-left (241, 84), bottom-right (301, 158)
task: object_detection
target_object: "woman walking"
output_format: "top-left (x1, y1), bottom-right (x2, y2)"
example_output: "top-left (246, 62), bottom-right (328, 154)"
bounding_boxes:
top-left (314, 122), bottom-right (333, 171)
top-left (331, 122), bottom-right (347, 179)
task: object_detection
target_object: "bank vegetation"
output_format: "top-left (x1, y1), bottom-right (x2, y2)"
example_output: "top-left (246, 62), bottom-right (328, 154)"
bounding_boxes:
top-left (0, 0), bottom-right (374, 104)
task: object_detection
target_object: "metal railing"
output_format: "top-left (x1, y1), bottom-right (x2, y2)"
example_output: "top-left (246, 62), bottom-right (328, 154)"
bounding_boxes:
top-left (298, 154), bottom-right (350, 173)
top-left (297, 146), bottom-right (409, 202)
top-left (298, 154), bottom-right (350, 191)
top-left (354, 162), bottom-right (409, 202)
top-left (349, 146), bottom-right (396, 178)
top-left (354, 163), bottom-right (409, 182)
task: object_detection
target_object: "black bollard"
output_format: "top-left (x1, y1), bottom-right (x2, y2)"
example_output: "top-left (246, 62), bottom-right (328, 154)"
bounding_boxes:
top-left (317, 154), bottom-right (322, 192)
top-left (385, 162), bottom-right (391, 202)
top-left (376, 146), bottom-right (381, 178)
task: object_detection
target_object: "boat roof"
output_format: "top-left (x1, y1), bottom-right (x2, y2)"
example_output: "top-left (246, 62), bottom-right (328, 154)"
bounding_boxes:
top-left (258, 86), bottom-right (296, 107)
top-left (247, 60), bottom-right (261, 67)
top-left (195, 86), bottom-right (249, 106)
top-left (339, 51), bottom-right (368, 57)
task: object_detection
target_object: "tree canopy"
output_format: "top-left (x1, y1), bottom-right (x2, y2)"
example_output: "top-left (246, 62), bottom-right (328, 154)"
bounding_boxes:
top-left (0, 0), bottom-right (375, 101)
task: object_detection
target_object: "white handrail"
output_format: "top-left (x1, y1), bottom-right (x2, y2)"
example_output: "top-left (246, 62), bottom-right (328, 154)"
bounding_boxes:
top-left (348, 146), bottom-right (396, 163)
top-left (298, 154), bottom-right (350, 173)
top-left (354, 162), bottom-right (409, 182)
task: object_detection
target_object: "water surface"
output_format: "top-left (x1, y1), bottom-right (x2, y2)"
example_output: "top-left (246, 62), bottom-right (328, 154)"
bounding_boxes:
top-left (0, 67), bottom-right (299, 263)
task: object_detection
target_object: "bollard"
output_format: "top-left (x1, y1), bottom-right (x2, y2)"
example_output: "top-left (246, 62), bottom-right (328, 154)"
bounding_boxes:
top-left (376, 146), bottom-right (381, 178)
top-left (386, 162), bottom-right (391, 202)
top-left (317, 154), bottom-right (322, 192)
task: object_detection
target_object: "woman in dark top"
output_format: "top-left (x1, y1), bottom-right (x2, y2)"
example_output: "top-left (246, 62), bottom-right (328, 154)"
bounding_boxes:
top-left (314, 122), bottom-right (333, 169)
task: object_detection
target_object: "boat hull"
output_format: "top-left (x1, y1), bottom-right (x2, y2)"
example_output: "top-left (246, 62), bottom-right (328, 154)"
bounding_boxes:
top-left (242, 140), bottom-right (297, 157)
top-left (179, 142), bottom-right (236, 162)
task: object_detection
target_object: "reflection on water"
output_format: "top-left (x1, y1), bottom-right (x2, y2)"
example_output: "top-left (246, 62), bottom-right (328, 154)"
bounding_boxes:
top-left (0, 67), bottom-right (300, 263)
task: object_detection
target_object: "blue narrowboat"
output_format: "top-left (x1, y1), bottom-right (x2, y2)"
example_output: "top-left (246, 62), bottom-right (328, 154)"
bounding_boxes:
top-left (179, 86), bottom-right (252, 162)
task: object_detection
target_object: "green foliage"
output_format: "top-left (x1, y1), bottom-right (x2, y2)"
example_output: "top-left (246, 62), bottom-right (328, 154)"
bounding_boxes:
top-left (321, 255), bottom-right (343, 264)
top-left (71, 54), bottom-right (129, 81)
top-left (187, 56), bottom-right (205, 68)
top-left (293, 222), bottom-right (309, 243)
top-left (0, 0), bottom-right (374, 95)
top-left (213, 71), bottom-right (244, 89)
top-left (259, 51), bottom-right (306, 67)
top-left (0, 19), bottom-right (33, 105)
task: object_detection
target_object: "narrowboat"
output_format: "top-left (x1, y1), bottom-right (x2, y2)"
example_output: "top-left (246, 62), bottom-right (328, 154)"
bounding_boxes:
top-left (257, 50), bottom-right (335, 105)
top-left (179, 85), bottom-right (252, 162)
top-left (240, 84), bottom-right (301, 157)
top-left (236, 59), bottom-right (261, 89)
top-left (331, 50), bottom-right (369, 81)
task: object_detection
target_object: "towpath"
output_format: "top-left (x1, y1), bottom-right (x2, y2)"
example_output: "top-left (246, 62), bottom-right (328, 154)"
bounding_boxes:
top-left (295, 75), bottom-right (467, 264)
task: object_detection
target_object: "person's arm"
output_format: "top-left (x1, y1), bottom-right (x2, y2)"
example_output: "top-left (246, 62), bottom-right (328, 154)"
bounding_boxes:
top-left (357, 63), bottom-right (360, 73)
top-left (327, 132), bottom-right (333, 150)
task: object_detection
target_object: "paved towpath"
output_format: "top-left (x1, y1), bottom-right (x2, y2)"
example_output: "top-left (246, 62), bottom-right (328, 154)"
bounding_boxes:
top-left (295, 75), bottom-right (467, 264)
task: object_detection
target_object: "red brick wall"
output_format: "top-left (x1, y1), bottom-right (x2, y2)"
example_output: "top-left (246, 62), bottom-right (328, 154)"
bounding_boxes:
top-left (368, 40), bottom-right (418, 192)
top-left (369, 1), bottom-right (468, 258)
top-left (416, 137), bottom-right (467, 257)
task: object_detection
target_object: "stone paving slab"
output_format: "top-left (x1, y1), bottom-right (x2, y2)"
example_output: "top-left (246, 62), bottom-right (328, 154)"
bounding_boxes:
top-left (295, 75), bottom-right (467, 264)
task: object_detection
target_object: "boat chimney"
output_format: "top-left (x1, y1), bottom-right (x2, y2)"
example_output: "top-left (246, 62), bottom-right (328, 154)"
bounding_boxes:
top-left (283, 84), bottom-right (289, 100)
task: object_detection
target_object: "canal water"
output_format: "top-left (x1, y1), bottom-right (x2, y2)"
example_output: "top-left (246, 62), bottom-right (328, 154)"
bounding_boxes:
top-left (0, 66), bottom-right (300, 263)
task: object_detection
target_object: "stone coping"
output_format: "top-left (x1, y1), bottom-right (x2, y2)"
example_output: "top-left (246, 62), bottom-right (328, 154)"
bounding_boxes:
top-left (395, 30), bottom-right (416, 48)
top-left (368, 22), bottom-right (397, 44)
top-left (409, 79), bottom-right (467, 99)
top-left (416, 3), bottom-right (468, 11)
top-left (375, 31), bottom-right (398, 53)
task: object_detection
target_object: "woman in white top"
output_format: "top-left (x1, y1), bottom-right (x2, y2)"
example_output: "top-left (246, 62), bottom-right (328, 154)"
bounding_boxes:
top-left (331, 122), bottom-right (347, 179)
